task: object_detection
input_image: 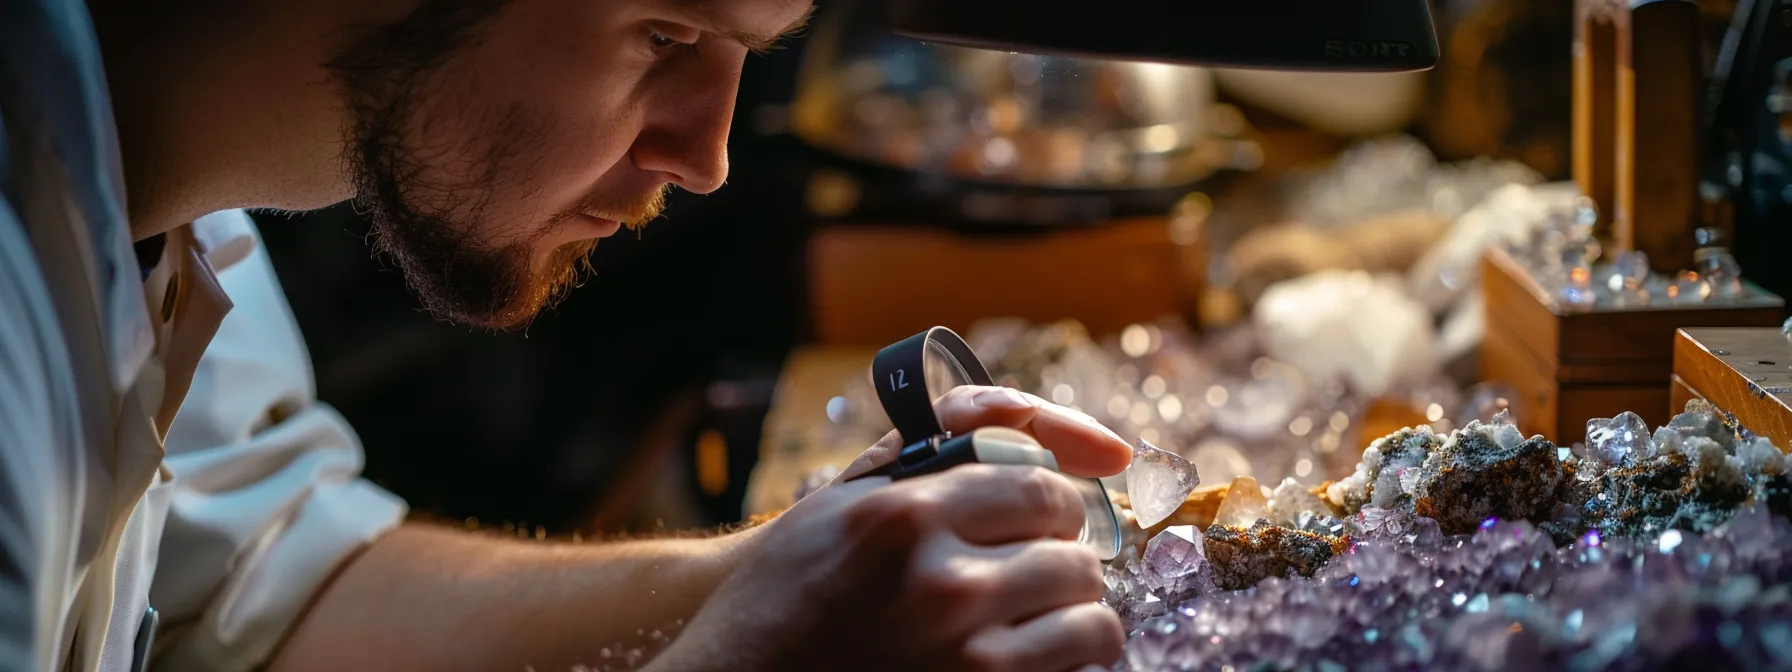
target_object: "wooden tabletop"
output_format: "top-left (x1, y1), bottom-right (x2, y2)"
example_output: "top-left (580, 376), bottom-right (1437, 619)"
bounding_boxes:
top-left (1674, 328), bottom-right (1792, 451)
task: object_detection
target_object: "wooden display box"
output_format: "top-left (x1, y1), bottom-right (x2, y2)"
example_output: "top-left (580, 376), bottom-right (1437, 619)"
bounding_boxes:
top-left (1672, 328), bottom-right (1792, 451)
top-left (1481, 246), bottom-right (1783, 444)
top-left (807, 216), bottom-right (1195, 346)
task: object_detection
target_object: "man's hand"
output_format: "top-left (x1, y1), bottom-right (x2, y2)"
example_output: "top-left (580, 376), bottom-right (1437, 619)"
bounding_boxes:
top-left (651, 386), bottom-right (1132, 671)
top-left (268, 386), bottom-right (1130, 671)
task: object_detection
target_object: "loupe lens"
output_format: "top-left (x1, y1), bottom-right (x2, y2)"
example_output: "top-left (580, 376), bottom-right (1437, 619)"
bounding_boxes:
top-left (1072, 478), bottom-right (1122, 562)
top-left (923, 339), bottom-right (976, 401)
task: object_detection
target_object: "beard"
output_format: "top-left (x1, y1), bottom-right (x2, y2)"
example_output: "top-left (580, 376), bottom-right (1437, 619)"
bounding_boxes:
top-left (324, 0), bottom-right (665, 330)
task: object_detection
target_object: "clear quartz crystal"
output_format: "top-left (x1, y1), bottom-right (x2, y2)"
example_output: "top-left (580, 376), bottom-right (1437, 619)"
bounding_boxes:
top-left (1703, 251), bottom-right (1744, 299)
top-left (1555, 233), bottom-right (1599, 307)
top-left (1213, 476), bottom-right (1270, 527)
top-left (1672, 270), bottom-right (1710, 304)
top-left (1585, 412), bottom-right (1649, 468)
top-left (1126, 439), bottom-right (1201, 528)
top-left (1607, 249), bottom-right (1652, 305)
top-left (1612, 250), bottom-right (1650, 290)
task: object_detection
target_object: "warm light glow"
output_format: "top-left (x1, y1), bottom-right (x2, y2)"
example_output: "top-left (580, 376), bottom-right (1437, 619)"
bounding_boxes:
top-left (1143, 124), bottom-right (1180, 153)
top-left (697, 429), bottom-right (729, 497)
top-left (1052, 384), bottom-right (1075, 406)
top-left (1121, 324), bottom-right (1152, 357)
top-left (1142, 375), bottom-right (1167, 399)
top-left (1320, 432), bottom-right (1340, 453)
top-left (1289, 416), bottom-right (1313, 437)
top-left (1426, 403), bottom-right (1445, 422)
top-left (1158, 395), bottom-right (1184, 422)
top-left (1108, 395), bottom-right (1131, 418)
top-left (1206, 385), bottom-right (1230, 406)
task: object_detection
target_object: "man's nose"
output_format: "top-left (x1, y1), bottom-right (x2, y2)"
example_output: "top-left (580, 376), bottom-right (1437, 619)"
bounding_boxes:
top-left (631, 84), bottom-right (737, 195)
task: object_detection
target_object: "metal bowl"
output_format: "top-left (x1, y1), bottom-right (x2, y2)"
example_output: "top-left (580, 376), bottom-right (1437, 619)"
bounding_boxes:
top-left (789, 0), bottom-right (1226, 190)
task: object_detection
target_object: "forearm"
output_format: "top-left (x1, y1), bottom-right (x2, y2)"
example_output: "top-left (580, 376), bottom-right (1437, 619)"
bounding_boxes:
top-left (268, 522), bottom-right (761, 671)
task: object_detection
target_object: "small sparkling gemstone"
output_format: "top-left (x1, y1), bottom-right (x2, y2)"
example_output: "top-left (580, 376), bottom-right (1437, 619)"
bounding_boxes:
top-left (1213, 476), bottom-right (1271, 528)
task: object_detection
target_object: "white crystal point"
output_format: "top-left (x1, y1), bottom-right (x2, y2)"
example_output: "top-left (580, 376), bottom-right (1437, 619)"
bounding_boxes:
top-left (1125, 439), bottom-right (1200, 528)
top-left (1490, 409), bottom-right (1515, 427)
top-left (1213, 476), bottom-right (1270, 528)
top-left (1268, 478), bottom-right (1326, 526)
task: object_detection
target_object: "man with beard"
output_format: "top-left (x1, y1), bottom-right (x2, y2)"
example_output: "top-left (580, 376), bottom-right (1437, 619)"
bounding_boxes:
top-left (0, 0), bottom-right (1133, 670)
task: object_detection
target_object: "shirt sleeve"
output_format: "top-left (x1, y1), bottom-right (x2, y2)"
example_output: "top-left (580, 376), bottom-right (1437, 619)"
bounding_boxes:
top-left (148, 211), bottom-right (408, 672)
top-left (0, 186), bottom-right (51, 672)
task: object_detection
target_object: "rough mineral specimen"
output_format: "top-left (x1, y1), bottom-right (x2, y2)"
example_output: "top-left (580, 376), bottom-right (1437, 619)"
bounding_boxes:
top-left (1412, 420), bottom-right (1563, 534)
top-left (1324, 426), bottom-right (1442, 514)
top-left (1292, 510), bottom-right (1347, 537)
top-left (1125, 439), bottom-right (1200, 528)
top-left (1200, 521), bottom-right (1341, 590)
top-left (1580, 445), bottom-right (1752, 538)
top-left (1212, 476), bottom-right (1270, 528)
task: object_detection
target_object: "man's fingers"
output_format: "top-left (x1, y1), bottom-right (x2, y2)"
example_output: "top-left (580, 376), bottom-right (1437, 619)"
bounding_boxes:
top-left (979, 540), bottom-right (1106, 624)
top-left (836, 386), bottom-right (1132, 482)
top-left (963, 602), bottom-right (1126, 672)
top-left (916, 464), bottom-right (1087, 545)
top-left (934, 387), bottom-right (1130, 477)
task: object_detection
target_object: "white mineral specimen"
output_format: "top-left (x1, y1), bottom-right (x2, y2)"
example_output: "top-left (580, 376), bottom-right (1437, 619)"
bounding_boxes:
top-left (1269, 478), bottom-right (1326, 526)
top-left (1732, 437), bottom-right (1785, 477)
top-left (1253, 270), bottom-right (1437, 398)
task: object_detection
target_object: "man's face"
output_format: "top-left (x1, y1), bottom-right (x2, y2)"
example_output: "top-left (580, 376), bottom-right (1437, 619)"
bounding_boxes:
top-left (328, 0), bottom-right (811, 329)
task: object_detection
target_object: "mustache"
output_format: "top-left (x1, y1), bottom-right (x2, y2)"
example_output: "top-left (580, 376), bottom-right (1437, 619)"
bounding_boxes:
top-left (566, 183), bottom-right (672, 231)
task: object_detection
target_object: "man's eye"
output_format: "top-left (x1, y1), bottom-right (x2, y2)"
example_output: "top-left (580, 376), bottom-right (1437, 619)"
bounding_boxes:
top-left (649, 32), bottom-right (694, 53)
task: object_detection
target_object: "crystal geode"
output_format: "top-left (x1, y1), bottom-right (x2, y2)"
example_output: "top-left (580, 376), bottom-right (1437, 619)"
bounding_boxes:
top-left (1106, 400), bottom-right (1792, 671)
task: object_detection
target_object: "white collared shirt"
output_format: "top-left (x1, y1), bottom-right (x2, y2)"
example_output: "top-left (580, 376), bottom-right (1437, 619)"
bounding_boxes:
top-left (1, 1), bottom-right (408, 670)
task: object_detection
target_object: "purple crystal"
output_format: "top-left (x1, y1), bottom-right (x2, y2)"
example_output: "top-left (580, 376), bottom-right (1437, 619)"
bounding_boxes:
top-left (1405, 517), bottom-right (1444, 554)
top-left (1110, 398), bottom-right (1792, 672)
top-left (1351, 506), bottom-right (1415, 540)
top-left (1142, 526), bottom-right (1207, 592)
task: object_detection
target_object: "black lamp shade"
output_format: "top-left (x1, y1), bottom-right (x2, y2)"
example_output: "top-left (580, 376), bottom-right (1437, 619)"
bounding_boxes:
top-left (880, 0), bottom-right (1441, 72)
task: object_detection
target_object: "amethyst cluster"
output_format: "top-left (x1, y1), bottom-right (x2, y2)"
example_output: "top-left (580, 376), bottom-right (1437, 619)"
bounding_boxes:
top-left (1118, 510), bottom-right (1792, 671)
top-left (1107, 401), bottom-right (1792, 671)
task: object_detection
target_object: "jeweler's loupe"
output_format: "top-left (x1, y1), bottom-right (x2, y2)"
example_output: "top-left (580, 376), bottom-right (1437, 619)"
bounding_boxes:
top-left (848, 327), bottom-right (1123, 562)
